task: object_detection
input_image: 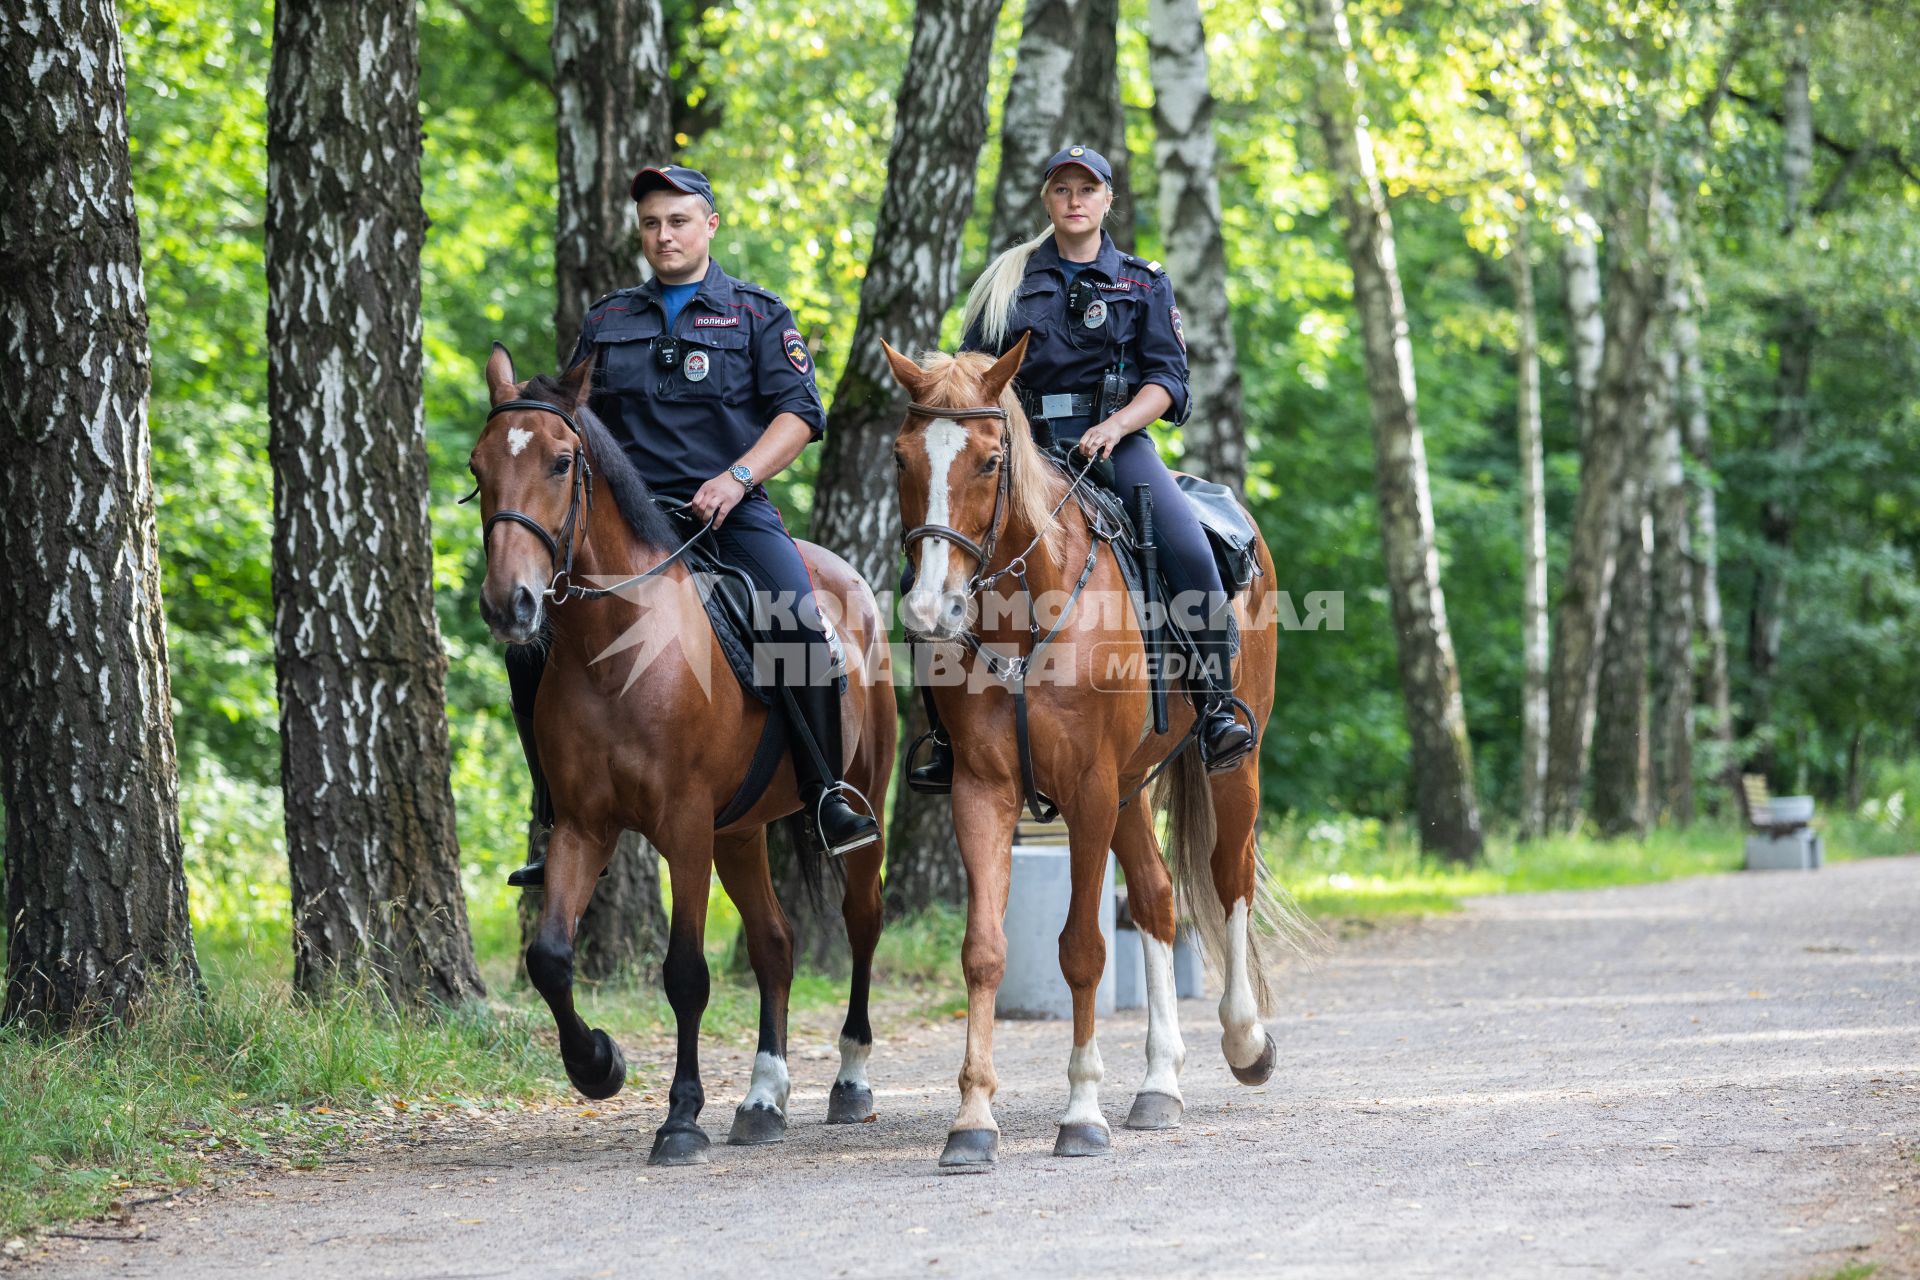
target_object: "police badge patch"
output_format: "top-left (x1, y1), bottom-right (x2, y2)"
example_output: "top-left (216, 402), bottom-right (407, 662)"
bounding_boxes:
top-left (783, 328), bottom-right (811, 375)
top-left (684, 349), bottom-right (710, 382)
top-left (1170, 305), bottom-right (1186, 352)
top-left (1083, 298), bottom-right (1108, 330)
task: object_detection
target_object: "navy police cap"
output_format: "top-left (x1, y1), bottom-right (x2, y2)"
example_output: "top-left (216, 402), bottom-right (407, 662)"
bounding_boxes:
top-left (630, 164), bottom-right (716, 210)
top-left (1041, 145), bottom-right (1113, 185)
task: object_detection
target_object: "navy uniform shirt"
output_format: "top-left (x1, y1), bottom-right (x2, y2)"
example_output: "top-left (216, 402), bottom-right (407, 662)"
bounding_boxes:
top-left (960, 231), bottom-right (1191, 425)
top-left (569, 259), bottom-right (826, 500)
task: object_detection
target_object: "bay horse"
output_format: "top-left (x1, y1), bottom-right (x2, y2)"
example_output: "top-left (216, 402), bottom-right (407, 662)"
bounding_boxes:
top-left (469, 345), bottom-right (894, 1165)
top-left (884, 336), bottom-right (1304, 1168)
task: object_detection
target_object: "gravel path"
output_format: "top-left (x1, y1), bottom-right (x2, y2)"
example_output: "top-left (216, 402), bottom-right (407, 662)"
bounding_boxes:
top-left (26, 857), bottom-right (1920, 1279)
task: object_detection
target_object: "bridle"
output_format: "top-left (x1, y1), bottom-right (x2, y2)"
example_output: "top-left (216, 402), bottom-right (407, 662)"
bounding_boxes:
top-left (897, 400), bottom-right (1013, 585)
top-left (467, 397), bottom-right (711, 604)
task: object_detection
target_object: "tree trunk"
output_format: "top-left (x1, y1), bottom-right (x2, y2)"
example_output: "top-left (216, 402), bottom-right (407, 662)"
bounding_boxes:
top-left (1543, 191), bottom-right (1660, 832)
top-left (1064, 0), bottom-right (1135, 252)
top-left (1513, 200), bottom-right (1550, 841)
top-left (1650, 290), bottom-right (1696, 826)
top-left (0, 0), bottom-right (200, 1027)
top-left (810, 0), bottom-right (1003, 910)
top-left (1561, 169), bottom-right (1605, 443)
top-left (1148, 0), bottom-right (1245, 491)
top-left (550, 0), bottom-right (673, 962)
top-left (1590, 493), bottom-right (1652, 840)
top-left (1746, 37), bottom-right (1814, 781)
top-left (1301, 0), bottom-right (1481, 862)
top-left (552, 0), bottom-right (673, 364)
top-left (987, 0), bottom-right (1089, 255)
top-left (267, 0), bottom-right (484, 1007)
top-left (1677, 273), bottom-right (1734, 799)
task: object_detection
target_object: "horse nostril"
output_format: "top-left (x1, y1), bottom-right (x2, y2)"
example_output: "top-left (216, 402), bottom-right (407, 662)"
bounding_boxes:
top-left (511, 584), bottom-right (536, 625)
top-left (941, 595), bottom-right (967, 629)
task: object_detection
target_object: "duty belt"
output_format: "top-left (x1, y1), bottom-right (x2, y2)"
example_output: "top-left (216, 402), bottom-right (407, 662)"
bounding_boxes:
top-left (1019, 389), bottom-right (1098, 422)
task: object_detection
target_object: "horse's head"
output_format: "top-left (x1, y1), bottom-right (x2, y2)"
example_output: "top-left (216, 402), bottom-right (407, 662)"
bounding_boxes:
top-left (470, 343), bottom-right (594, 645)
top-left (884, 335), bottom-right (1032, 641)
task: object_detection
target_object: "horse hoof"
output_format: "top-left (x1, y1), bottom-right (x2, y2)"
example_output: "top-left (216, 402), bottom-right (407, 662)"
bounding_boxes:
top-left (1052, 1122), bottom-right (1112, 1157)
top-left (648, 1125), bottom-right (711, 1167)
top-left (1124, 1091), bottom-right (1184, 1130)
top-left (825, 1081), bottom-right (874, 1125)
top-left (727, 1103), bottom-right (787, 1146)
top-left (937, 1128), bottom-right (999, 1170)
top-left (564, 1028), bottom-right (626, 1100)
top-left (1230, 1031), bottom-right (1278, 1086)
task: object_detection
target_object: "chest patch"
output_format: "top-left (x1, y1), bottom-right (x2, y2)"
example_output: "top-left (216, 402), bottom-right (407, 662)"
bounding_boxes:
top-left (684, 350), bottom-right (711, 382)
top-left (693, 315), bottom-right (740, 328)
top-left (507, 427), bottom-right (533, 457)
top-left (1083, 298), bottom-right (1108, 330)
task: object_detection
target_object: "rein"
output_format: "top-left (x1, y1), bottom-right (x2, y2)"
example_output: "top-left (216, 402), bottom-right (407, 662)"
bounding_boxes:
top-left (471, 398), bottom-right (713, 604)
top-left (898, 399), bottom-right (1102, 823)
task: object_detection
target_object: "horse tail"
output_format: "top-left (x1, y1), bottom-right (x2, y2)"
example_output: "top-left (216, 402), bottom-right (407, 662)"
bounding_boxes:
top-left (1158, 747), bottom-right (1314, 1018)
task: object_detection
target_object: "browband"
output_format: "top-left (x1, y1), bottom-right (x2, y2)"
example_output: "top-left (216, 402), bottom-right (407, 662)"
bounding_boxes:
top-left (907, 401), bottom-right (1007, 422)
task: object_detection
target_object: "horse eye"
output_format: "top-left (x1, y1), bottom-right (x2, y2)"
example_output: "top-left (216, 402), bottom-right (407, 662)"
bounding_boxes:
top-left (893, 452), bottom-right (907, 472)
top-left (978, 455), bottom-right (1002, 476)
top-left (551, 454), bottom-right (572, 476)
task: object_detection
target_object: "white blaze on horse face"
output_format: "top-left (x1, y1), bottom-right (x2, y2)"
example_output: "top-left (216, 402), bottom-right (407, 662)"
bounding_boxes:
top-left (1219, 897), bottom-right (1266, 1069)
top-left (740, 1050), bottom-right (790, 1117)
top-left (904, 418), bottom-right (968, 630)
top-left (1140, 934), bottom-right (1187, 1100)
top-left (507, 426), bottom-right (533, 457)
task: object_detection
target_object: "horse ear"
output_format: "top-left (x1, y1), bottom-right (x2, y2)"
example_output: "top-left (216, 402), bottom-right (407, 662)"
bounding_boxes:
top-left (485, 342), bottom-right (519, 405)
top-left (560, 351), bottom-right (595, 409)
top-left (978, 331), bottom-right (1030, 404)
top-left (880, 339), bottom-right (928, 399)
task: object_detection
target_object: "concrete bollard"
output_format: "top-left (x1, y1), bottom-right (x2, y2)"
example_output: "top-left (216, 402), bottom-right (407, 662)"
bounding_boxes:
top-left (1113, 912), bottom-right (1210, 1010)
top-left (996, 845), bottom-right (1116, 1020)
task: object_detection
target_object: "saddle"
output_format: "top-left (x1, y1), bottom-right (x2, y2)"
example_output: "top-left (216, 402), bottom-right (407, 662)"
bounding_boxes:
top-left (655, 504), bottom-right (848, 828)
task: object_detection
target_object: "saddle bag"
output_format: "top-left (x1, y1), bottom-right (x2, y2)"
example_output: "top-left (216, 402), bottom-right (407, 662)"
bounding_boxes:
top-left (1173, 474), bottom-right (1260, 597)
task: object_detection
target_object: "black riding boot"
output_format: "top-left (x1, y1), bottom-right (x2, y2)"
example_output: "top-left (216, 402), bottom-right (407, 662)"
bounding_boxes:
top-left (787, 678), bottom-right (881, 857)
top-left (906, 677), bottom-right (954, 795)
top-left (1192, 608), bottom-right (1256, 773)
top-left (506, 646), bottom-right (554, 888)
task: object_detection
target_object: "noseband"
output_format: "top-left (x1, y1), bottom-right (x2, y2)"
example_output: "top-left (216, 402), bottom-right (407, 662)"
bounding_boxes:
top-left (898, 401), bottom-right (1012, 583)
top-left (470, 398), bottom-right (594, 599)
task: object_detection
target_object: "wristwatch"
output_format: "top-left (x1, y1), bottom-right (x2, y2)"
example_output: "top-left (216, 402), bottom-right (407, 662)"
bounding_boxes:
top-left (727, 462), bottom-right (754, 490)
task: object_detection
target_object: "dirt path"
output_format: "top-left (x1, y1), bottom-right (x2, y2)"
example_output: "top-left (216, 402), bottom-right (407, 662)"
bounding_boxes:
top-left (25, 858), bottom-right (1920, 1279)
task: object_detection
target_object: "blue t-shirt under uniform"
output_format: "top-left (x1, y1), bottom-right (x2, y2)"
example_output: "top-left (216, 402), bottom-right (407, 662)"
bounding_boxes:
top-left (660, 281), bottom-right (700, 329)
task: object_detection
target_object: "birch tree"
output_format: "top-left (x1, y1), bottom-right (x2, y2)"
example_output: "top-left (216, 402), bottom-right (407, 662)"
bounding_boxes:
top-left (1300, 0), bottom-right (1482, 862)
top-left (1149, 0), bottom-right (1246, 490)
top-left (986, 0), bottom-right (1089, 255)
top-left (0, 0), bottom-right (199, 1026)
top-left (1512, 198), bottom-right (1550, 841)
top-left (267, 0), bottom-right (484, 1006)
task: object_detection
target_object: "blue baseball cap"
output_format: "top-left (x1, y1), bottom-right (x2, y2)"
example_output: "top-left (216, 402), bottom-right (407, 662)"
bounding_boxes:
top-left (630, 164), bottom-right (716, 211)
top-left (1041, 145), bottom-right (1113, 185)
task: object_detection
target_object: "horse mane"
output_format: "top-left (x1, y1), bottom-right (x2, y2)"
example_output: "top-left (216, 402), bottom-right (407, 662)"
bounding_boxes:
top-left (519, 372), bottom-right (683, 553)
top-left (911, 350), bottom-right (1068, 568)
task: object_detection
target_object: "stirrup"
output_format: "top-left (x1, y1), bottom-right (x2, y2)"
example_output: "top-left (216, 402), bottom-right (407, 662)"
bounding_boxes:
top-left (1199, 694), bottom-right (1258, 774)
top-left (905, 728), bottom-right (953, 795)
top-left (812, 779), bottom-right (881, 859)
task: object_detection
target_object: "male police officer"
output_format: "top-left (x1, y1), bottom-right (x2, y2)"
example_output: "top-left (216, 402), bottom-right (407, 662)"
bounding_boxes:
top-left (506, 164), bottom-right (877, 885)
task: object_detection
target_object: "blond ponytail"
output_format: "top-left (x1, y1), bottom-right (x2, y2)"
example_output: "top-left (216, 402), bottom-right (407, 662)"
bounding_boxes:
top-left (960, 229), bottom-right (1054, 350)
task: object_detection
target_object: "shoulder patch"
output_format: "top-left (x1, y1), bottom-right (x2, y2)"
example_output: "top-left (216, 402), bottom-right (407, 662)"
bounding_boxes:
top-left (1121, 253), bottom-right (1167, 277)
top-left (1170, 305), bottom-right (1186, 352)
top-left (782, 328), bottom-right (812, 375)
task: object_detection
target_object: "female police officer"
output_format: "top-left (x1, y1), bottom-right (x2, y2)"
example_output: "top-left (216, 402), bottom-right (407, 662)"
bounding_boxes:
top-left (907, 144), bottom-right (1255, 794)
top-left (506, 164), bottom-right (878, 885)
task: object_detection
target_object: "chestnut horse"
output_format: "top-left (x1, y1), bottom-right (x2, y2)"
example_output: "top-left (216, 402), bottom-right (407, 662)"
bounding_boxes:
top-left (469, 346), bottom-right (894, 1165)
top-left (884, 337), bottom-right (1304, 1168)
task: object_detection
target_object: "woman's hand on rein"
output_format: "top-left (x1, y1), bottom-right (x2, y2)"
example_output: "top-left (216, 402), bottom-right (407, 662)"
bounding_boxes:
top-left (1077, 420), bottom-right (1123, 461)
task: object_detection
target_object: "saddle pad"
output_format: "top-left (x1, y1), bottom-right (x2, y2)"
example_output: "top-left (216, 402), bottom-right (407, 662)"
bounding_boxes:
top-left (683, 542), bottom-right (847, 705)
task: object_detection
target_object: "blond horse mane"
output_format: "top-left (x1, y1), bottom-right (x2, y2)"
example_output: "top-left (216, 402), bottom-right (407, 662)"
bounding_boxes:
top-left (911, 350), bottom-right (1068, 569)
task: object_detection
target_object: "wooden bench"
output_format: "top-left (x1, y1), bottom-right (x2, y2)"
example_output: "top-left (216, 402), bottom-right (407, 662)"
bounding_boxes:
top-left (1740, 773), bottom-right (1812, 836)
